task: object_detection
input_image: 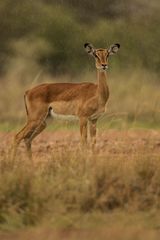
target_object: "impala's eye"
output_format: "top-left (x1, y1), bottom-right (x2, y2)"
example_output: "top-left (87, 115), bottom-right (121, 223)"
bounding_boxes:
top-left (93, 53), bottom-right (99, 59)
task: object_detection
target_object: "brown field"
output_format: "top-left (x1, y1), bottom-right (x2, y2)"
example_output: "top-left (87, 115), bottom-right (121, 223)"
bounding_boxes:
top-left (0, 129), bottom-right (160, 240)
top-left (1, 129), bottom-right (160, 159)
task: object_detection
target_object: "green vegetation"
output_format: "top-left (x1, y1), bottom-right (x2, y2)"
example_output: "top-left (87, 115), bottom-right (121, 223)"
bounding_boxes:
top-left (0, 0), bottom-right (159, 75)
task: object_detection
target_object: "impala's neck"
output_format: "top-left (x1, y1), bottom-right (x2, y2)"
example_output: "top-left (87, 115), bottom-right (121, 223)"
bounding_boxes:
top-left (97, 70), bottom-right (109, 105)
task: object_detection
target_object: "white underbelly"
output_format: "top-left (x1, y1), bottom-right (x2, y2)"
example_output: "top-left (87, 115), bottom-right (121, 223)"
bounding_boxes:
top-left (49, 100), bottom-right (79, 121)
top-left (50, 109), bottom-right (79, 121)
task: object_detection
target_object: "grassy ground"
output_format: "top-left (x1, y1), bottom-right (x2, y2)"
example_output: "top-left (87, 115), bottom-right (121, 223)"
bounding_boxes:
top-left (1, 211), bottom-right (160, 240)
top-left (0, 69), bottom-right (159, 239)
top-left (0, 128), bottom-right (160, 239)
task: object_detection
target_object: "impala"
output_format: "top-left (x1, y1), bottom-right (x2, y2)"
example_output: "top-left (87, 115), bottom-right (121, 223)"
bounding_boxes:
top-left (12, 42), bottom-right (120, 159)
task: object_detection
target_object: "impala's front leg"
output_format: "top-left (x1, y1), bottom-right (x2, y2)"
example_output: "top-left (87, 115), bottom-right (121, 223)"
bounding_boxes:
top-left (89, 119), bottom-right (97, 150)
top-left (79, 117), bottom-right (88, 146)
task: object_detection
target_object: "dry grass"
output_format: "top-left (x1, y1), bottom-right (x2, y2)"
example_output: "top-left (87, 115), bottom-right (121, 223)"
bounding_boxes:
top-left (0, 130), bottom-right (160, 239)
top-left (1, 225), bottom-right (160, 240)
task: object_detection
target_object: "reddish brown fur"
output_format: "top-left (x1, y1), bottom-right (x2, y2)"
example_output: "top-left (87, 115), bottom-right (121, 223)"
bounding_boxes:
top-left (12, 43), bottom-right (120, 159)
top-left (27, 83), bottom-right (97, 103)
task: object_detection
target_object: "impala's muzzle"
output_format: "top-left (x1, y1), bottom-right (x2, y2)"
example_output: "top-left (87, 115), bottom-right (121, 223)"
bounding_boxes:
top-left (102, 64), bottom-right (108, 70)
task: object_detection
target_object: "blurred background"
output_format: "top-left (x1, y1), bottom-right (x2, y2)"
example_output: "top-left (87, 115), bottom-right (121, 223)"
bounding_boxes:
top-left (0, 0), bottom-right (159, 129)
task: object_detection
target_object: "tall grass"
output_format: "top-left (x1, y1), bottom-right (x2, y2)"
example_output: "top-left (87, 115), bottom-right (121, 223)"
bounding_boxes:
top-left (0, 148), bottom-right (159, 229)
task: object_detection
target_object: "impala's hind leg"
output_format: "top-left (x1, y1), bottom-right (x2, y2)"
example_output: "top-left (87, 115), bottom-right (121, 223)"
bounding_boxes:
top-left (12, 122), bottom-right (31, 160)
top-left (12, 121), bottom-right (40, 160)
top-left (24, 121), bottom-right (47, 159)
top-left (12, 107), bottom-right (48, 160)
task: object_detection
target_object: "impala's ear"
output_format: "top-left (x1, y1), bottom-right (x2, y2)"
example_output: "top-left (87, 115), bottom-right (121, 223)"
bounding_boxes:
top-left (108, 43), bottom-right (120, 55)
top-left (84, 43), bottom-right (95, 55)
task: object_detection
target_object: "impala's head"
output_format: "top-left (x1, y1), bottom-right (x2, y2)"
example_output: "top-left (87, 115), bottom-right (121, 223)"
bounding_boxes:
top-left (84, 42), bottom-right (120, 71)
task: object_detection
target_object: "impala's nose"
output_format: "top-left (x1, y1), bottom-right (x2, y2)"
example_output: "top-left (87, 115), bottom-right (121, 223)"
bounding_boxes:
top-left (102, 64), bottom-right (108, 69)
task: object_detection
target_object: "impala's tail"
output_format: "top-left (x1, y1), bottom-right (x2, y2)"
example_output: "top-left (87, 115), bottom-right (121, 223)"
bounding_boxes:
top-left (24, 91), bottom-right (29, 116)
